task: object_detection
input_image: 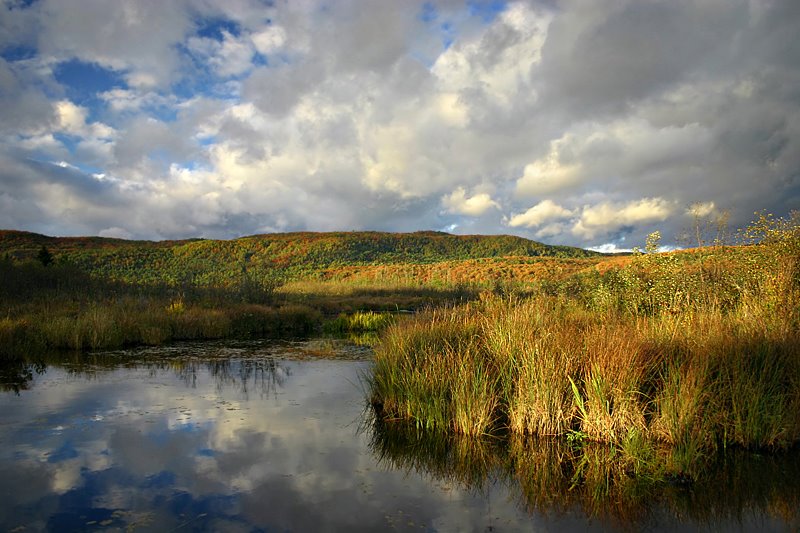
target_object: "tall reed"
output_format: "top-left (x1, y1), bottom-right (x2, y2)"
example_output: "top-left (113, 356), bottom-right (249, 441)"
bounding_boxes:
top-left (370, 233), bottom-right (800, 476)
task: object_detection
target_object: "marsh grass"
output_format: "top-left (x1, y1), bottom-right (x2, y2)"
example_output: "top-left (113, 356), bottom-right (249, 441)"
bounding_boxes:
top-left (278, 278), bottom-right (479, 314)
top-left (0, 317), bottom-right (33, 357)
top-left (370, 225), bottom-right (800, 477)
top-left (5, 299), bottom-right (321, 354)
top-left (322, 310), bottom-right (395, 334)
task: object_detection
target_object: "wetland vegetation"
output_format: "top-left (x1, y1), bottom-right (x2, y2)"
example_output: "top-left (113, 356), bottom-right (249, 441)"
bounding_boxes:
top-left (0, 230), bottom-right (596, 356)
top-left (369, 211), bottom-right (800, 482)
top-left (2, 211), bottom-right (799, 494)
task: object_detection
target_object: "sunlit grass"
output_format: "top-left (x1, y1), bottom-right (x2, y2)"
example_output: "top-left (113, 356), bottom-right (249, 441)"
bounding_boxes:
top-left (370, 218), bottom-right (800, 477)
top-left (323, 310), bottom-right (396, 334)
top-left (2, 298), bottom-right (322, 354)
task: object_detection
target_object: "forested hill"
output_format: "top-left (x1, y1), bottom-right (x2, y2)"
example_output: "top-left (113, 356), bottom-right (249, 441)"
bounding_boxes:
top-left (0, 229), bottom-right (600, 286)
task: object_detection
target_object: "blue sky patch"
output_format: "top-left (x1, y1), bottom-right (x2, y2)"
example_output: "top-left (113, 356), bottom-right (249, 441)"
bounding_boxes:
top-left (53, 59), bottom-right (127, 106)
top-left (53, 133), bottom-right (79, 154)
top-left (198, 135), bottom-right (218, 148)
top-left (419, 2), bottom-right (438, 23)
top-left (171, 57), bottom-right (217, 100)
top-left (440, 22), bottom-right (455, 49)
top-left (195, 17), bottom-right (241, 40)
top-left (0, 44), bottom-right (37, 62)
top-left (176, 41), bottom-right (248, 96)
top-left (54, 59), bottom-right (127, 97)
top-left (252, 52), bottom-right (270, 68)
top-left (467, 0), bottom-right (508, 23)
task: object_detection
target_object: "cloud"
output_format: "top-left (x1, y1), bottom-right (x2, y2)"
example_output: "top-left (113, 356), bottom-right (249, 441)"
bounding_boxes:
top-left (187, 30), bottom-right (255, 78)
top-left (54, 100), bottom-right (86, 133)
top-left (35, 0), bottom-right (194, 88)
top-left (251, 25), bottom-right (287, 55)
top-left (507, 199), bottom-right (573, 228)
top-left (55, 100), bottom-right (115, 139)
top-left (314, 0), bottom-right (416, 73)
top-left (514, 136), bottom-right (582, 197)
top-left (536, 1), bottom-right (745, 117)
top-left (98, 226), bottom-right (135, 239)
top-left (572, 198), bottom-right (674, 240)
top-left (0, 0), bottom-right (797, 247)
top-left (242, 60), bottom-right (325, 117)
top-left (0, 58), bottom-right (57, 135)
top-left (588, 243), bottom-right (633, 254)
top-left (432, 3), bottom-right (551, 109)
top-left (441, 187), bottom-right (499, 216)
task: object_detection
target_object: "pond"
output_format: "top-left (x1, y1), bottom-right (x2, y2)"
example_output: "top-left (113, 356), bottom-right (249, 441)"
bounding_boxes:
top-left (0, 339), bottom-right (798, 532)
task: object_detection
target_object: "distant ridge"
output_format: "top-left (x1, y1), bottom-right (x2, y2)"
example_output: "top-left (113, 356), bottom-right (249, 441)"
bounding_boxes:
top-left (0, 229), bottom-right (600, 286)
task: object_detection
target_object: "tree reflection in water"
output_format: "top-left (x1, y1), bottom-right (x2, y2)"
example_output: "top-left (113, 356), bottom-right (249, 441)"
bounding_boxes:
top-left (175, 358), bottom-right (290, 399)
top-left (0, 358), bottom-right (47, 394)
top-left (365, 412), bottom-right (800, 531)
top-left (0, 343), bottom-right (293, 398)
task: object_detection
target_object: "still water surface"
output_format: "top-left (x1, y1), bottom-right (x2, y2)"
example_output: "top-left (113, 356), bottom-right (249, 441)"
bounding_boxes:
top-left (0, 339), bottom-right (797, 532)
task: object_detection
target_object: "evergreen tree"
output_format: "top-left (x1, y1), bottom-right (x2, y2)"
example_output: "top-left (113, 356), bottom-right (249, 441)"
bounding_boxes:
top-left (37, 245), bottom-right (53, 267)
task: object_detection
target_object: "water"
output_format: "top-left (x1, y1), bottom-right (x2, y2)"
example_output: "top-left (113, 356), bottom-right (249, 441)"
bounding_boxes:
top-left (0, 340), bottom-right (798, 532)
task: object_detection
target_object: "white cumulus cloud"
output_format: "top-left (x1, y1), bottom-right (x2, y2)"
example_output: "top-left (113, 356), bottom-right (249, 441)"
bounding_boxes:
top-left (507, 199), bottom-right (573, 228)
top-left (572, 198), bottom-right (674, 240)
top-left (441, 187), bottom-right (500, 217)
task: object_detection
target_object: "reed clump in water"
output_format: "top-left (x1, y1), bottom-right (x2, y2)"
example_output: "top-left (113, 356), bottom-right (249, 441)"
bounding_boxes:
top-left (369, 212), bottom-right (800, 476)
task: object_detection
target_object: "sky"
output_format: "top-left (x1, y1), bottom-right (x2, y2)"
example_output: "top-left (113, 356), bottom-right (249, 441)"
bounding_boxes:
top-left (0, 0), bottom-right (798, 250)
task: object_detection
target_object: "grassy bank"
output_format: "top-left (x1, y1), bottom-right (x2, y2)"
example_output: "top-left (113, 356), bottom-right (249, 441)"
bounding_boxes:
top-left (0, 258), bottom-right (469, 357)
top-left (0, 229), bottom-right (597, 357)
top-left (0, 259), bottom-right (322, 356)
top-left (369, 213), bottom-right (800, 476)
top-left (0, 298), bottom-right (322, 355)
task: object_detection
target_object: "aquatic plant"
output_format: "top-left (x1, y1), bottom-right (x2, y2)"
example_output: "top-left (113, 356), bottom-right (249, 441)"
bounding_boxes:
top-left (370, 212), bottom-right (800, 477)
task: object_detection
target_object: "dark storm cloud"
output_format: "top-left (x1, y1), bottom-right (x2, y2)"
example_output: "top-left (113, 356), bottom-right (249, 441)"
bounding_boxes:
top-left (536, 1), bottom-right (747, 117)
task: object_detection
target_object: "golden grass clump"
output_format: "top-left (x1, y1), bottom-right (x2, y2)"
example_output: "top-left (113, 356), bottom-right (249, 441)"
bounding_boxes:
top-left (370, 221), bottom-right (800, 476)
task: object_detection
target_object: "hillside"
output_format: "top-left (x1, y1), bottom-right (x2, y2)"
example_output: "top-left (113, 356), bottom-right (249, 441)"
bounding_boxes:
top-left (0, 230), bottom-right (600, 287)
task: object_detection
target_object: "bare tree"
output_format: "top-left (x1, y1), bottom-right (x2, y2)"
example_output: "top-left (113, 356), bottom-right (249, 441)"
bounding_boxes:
top-left (680, 203), bottom-right (731, 248)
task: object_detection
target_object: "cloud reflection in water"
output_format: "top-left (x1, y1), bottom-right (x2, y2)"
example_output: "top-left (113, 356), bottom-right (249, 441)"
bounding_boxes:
top-left (0, 340), bottom-right (797, 532)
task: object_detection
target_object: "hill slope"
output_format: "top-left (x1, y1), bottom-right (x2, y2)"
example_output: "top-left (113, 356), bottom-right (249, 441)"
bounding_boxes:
top-left (0, 229), bottom-right (600, 287)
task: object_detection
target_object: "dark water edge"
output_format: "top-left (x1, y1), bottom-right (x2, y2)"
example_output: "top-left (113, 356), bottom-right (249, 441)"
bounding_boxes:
top-left (0, 341), bottom-right (798, 532)
top-left (370, 417), bottom-right (800, 532)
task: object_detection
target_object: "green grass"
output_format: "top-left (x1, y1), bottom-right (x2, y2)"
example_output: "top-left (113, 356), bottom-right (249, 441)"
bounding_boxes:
top-left (322, 310), bottom-right (396, 334)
